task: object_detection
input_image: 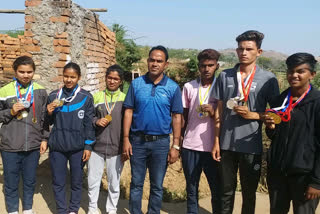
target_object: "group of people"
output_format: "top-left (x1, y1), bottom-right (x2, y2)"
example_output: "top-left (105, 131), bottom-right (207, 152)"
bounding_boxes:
top-left (0, 29), bottom-right (319, 214)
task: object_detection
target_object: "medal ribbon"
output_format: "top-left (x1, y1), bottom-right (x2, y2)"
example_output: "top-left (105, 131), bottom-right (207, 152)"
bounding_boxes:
top-left (198, 78), bottom-right (215, 105)
top-left (104, 89), bottom-right (121, 115)
top-left (14, 78), bottom-right (33, 104)
top-left (266, 84), bottom-right (311, 122)
top-left (240, 66), bottom-right (256, 102)
top-left (57, 85), bottom-right (81, 103)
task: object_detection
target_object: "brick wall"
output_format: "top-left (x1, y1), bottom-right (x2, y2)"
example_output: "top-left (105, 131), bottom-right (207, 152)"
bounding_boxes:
top-left (0, 0), bottom-right (116, 93)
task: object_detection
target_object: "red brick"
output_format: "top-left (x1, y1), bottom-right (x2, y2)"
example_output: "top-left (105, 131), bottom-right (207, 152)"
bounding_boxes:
top-left (54, 61), bottom-right (67, 68)
top-left (24, 45), bottom-right (40, 52)
top-left (54, 46), bottom-right (70, 54)
top-left (25, 15), bottom-right (35, 23)
top-left (50, 16), bottom-right (69, 23)
top-left (55, 32), bottom-right (68, 39)
top-left (24, 31), bottom-right (34, 37)
top-left (32, 39), bottom-right (39, 45)
top-left (59, 54), bottom-right (68, 61)
top-left (25, 0), bottom-right (42, 7)
top-left (62, 9), bottom-right (72, 17)
top-left (24, 38), bottom-right (34, 45)
top-left (24, 23), bottom-right (32, 30)
top-left (51, 76), bottom-right (63, 82)
top-left (58, 39), bottom-right (70, 47)
top-left (53, 39), bottom-right (59, 46)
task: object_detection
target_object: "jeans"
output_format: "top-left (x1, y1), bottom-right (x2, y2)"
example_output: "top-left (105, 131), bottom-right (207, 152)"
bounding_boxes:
top-left (219, 150), bottom-right (261, 214)
top-left (1, 149), bottom-right (40, 213)
top-left (181, 148), bottom-right (221, 214)
top-left (50, 150), bottom-right (84, 214)
top-left (129, 134), bottom-right (170, 214)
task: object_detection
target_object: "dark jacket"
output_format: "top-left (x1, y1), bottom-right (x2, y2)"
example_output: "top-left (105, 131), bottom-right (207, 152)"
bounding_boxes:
top-left (0, 81), bottom-right (48, 152)
top-left (92, 89), bottom-right (126, 156)
top-left (266, 86), bottom-right (320, 189)
top-left (47, 87), bottom-right (95, 152)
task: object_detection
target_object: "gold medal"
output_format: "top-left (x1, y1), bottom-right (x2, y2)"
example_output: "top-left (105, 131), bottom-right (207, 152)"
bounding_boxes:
top-left (21, 110), bottom-right (28, 118)
top-left (32, 117), bottom-right (37, 124)
top-left (105, 114), bottom-right (112, 122)
top-left (267, 112), bottom-right (281, 124)
top-left (198, 111), bottom-right (209, 119)
top-left (53, 99), bottom-right (64, 107)
top-left (196, 105), bottom-right (202, 113)
top-left (16, 113), bottom-right (23, 120)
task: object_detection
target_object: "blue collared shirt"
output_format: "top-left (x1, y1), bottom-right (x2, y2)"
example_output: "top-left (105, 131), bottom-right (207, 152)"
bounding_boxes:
top-left (123, 73), bottom-right (183, 135)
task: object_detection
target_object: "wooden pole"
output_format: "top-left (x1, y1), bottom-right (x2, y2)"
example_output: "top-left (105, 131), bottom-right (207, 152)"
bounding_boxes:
top-left (0, 8), bottom-right (107, 14)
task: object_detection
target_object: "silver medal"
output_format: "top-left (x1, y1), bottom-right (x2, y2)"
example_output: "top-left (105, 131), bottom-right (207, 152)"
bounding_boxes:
top-left (22, 100), bottom-right (30, 108)
top-left (226, 99), bottom-right (238, 110)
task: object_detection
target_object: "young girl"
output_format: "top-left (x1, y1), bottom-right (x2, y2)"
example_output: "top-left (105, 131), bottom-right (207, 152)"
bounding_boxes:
top-left (0, 56), bottom-right (48, 214)
top-left (264, 53), bottom-right (320, 214)
top-left (47, 62), bottom-right (95, 214)
top-left (87, 65), bottom-right (126, 214)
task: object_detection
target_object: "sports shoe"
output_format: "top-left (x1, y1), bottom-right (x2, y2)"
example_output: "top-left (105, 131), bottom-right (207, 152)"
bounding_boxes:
top-left (23, 210), bottom-right (36, 214)
top-left (108, 210), bottom-right (117, 214)
top-left (88, 209), bottom-right (100, 214)
top-left (8, 212), bottom-right (18, 214)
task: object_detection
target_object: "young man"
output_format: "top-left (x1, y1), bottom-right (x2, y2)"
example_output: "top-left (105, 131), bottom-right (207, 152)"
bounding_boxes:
top-left (212, 30), bottom-right (279, 214)
top-left (87, 65), bottom-right (126, 214)
top-left (181, 49), bottom-right (221, 214)
top-left (0, 56), bottom-right (48, 214)
top-left (122, 45), bottom-right (183, 214)
top-left (265, 53), bottom-right (320, 214)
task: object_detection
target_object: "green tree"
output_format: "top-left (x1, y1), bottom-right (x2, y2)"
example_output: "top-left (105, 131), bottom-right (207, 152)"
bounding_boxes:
top-left (111, 24), bottom-right (142, 93)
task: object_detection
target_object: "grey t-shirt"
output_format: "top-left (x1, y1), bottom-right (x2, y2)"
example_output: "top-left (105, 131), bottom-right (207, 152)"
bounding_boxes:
top-left (213, 64), bottom-right (279, 154)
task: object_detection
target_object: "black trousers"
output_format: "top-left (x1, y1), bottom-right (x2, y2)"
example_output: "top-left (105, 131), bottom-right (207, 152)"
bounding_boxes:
top-left (219, 150), bottom-right (262, 214)
top-left (267, 170), bottom-right (319, 214)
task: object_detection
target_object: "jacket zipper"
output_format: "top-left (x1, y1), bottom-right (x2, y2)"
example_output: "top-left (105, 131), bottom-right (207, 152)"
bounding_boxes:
top-left (281, 117), bottom-right (291, 172)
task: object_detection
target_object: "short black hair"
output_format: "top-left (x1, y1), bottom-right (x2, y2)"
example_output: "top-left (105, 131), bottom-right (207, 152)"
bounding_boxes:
top-left (149, 45), bottom-right (169, 61)
top-left (13, 55), bottom-right (35, 72)
top-left (286, 52), bottom-right (318, 72)
top-left (63, 62), bottom-right (81, 77)
top-left (236, 30), bottom-right (264, 49)
top-left (106, 64), bottom-right (124, 80)
top-left (197, 49), bottom-right (220, 62)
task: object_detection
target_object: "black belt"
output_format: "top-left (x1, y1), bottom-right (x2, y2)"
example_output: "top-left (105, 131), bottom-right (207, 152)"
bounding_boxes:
top-left (132, 132), bottom-right (169, 142)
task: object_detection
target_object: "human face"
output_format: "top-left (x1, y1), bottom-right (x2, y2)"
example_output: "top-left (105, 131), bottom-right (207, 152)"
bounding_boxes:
top-left (287, 63), bottom-right (315, 89)
top-left (63, 68), bottom-right (81, 89)
top-left (15, 64), bottom-right (35, 87)
top-left (147, 50), bottom-right (168, 77)
top-left (106, 71), bottom-right (122, 91)
top-left (199, 59), bottom-right (219, 82)
top-left (236, 41), bottom-right (262, 66)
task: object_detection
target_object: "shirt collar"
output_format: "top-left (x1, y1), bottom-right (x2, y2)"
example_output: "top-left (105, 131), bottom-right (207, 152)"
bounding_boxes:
top-left (144, 72), bottom-right (168, 86)
top-left (105, 88), bottom-right (120, 96)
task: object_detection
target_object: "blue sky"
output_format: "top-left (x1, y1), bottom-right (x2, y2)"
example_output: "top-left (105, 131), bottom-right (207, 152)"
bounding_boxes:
top-left (0, 0), bottom-right (319, 56)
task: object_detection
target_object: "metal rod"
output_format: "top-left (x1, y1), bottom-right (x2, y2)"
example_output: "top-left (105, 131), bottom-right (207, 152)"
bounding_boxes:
top-left (0, 8), bottom-right (107, 14)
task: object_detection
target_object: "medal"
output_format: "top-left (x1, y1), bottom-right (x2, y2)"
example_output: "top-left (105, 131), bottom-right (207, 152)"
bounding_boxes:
top-left (53, 98), bottom-right (64, 107)
top-left (226, 99), bottom-right (238, 110)
top-left (105, 114), bottom-right (112, 122)
top-left (196, 105), bottom-right (202, 113)
top-left (16, 113), bottom-right (23, 120)
top-left (266, 112), bottom-right (281, 124)
top-left (21, 110), bottom-right (28, 118)
top-left (32, 117), bottom-right (37, 124)
top-left (198, 111), bottom-right (209, 119)
top-left (20, 99), bottom-right (30, 108)
top-left (197, 78), bottom-right (215, 119)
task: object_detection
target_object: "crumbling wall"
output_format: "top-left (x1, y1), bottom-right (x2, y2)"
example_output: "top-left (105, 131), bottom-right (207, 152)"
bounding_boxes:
top-left (0, 0), bottom-right (116, 93)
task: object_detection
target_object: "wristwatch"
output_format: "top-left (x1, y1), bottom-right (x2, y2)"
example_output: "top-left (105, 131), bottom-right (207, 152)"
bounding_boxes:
top-left (172, 144), bottom-right (180, 151)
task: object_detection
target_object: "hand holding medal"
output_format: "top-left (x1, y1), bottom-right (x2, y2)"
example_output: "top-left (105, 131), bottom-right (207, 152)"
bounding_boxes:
top-left (197, 79), bottom-right (214, 119)
top-left (265, 84), bottom-right (311, 125)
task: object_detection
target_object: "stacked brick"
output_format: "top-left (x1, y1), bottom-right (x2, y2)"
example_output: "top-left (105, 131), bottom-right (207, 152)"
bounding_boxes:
top-left (0, 0), bottom-right (116, 92)
top-left (0, 34), bottom-right (28, 81)
top-left (83, 15), bottom-right (116, 92)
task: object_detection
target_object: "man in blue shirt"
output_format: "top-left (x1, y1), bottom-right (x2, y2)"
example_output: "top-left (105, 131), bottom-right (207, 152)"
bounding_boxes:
top-left (123, 45), bottom-right (183, 214)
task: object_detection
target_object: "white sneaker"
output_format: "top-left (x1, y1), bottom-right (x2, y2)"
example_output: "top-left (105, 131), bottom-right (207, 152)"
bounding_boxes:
top-left (23, 211), bottom-right (36, 214)
top-left (108, 210), bottom-right (117, 214)
top-left (69, 212), bottom-right (77, 214)
top-left (8, 212), bottom-right (19, 214)
top-left (88, 209), bottom-right (100, 214)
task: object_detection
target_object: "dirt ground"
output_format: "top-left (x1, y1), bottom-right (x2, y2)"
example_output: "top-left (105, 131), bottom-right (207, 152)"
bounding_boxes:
top-left (0, 152), bottom-right (319, 214)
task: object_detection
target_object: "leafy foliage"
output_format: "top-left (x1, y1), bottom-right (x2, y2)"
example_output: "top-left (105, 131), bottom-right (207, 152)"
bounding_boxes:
top-left (111, 24), bottom-right (141, 82)
top-left (0, 30), bottom-right (24, 38)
